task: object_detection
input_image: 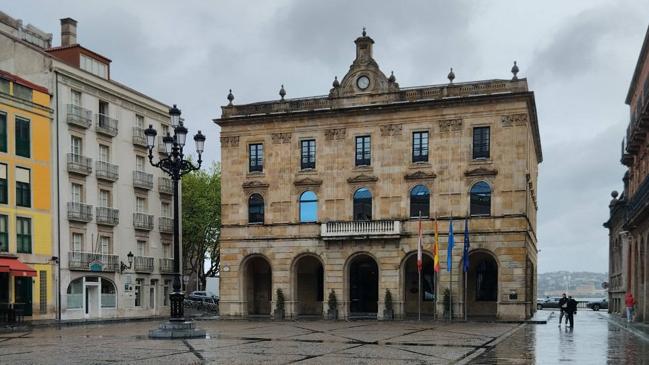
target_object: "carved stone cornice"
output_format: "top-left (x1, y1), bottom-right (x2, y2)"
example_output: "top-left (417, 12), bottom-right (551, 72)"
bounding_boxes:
top-left (294, 177), bottom-right (323, 187)
top-left (347, 174), bottom-right (378, 184)
top-left (438, 118), bottom-right (463, 132)
top-left (501, 113), bottom-right (528, 127)
top-left (242, 180), bottom-right (269, 190)
top-left (380, 124), bottom-right (402, 136)
top-left (221, 136), bottom-right (240, 148)
top-left (404, 170), bottom-right (437, 181)
top-left (325, 128), bottom-right (346, 141)
top-left (464, 167), bottom-right (498, 177)
top-left (271, 132), bottom-right (291, 144)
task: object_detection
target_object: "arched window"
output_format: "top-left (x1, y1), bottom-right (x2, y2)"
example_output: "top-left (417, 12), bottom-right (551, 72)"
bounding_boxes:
top-left (410, 185), bottom-right (430, 218)
top-left (299, 191), bottom-right (318, 223)
top-left (248, 194), bottom-right (264, 224)
top-left (101, 278), bottom-right (116, 308)
top-left (353, 188), bottom-right (372, 221)
top-left (470, 182), bottom-right (491, 216)
top-left (66, 278), bottom-right (83, 309)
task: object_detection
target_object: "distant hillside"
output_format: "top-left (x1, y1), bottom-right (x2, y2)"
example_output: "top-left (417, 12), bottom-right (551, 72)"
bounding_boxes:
top-left (537, 271), bottom-right (608, 299)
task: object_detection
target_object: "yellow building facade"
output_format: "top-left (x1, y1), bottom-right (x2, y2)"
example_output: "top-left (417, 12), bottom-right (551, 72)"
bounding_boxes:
top-left (0, 70), bottom-right (54, 320)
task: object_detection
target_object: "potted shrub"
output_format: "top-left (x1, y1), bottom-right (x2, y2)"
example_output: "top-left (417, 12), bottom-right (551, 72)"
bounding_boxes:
top-left (274, 288), bottom-right (285, 320)
top-left (327, 289), bottom-right (338, 320)
top-left (383, 289), bottom-right (394, 320)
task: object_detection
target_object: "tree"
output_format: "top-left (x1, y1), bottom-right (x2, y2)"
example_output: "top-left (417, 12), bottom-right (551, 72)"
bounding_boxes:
top-left (182, 162), bottom-right (221, 290)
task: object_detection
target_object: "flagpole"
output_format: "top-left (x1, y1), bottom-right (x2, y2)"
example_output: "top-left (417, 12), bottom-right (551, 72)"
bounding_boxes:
top-left (464, 267), bottom-right (468, 321)
top-left (418, 211), bottom-right (422, 322)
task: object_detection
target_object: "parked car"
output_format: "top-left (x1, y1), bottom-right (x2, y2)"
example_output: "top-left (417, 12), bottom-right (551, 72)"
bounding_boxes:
top-left (537, 297), bottom-right (561, 310)
top-left (586, 298), bottom-right (608, 311)
top-left (188, 291), bottom-right (219, 303)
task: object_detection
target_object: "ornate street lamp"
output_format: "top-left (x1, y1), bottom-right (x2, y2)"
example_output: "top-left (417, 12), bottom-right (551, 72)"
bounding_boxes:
top-left (147, 104), bottom-right (206, 338)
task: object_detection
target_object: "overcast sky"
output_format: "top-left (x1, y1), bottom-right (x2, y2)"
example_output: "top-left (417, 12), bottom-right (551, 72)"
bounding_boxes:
top-left (5, 0), bottom-right (649, 273)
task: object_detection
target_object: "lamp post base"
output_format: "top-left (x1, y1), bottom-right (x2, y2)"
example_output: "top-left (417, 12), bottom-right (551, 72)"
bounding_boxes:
top-left (148, 320), bottom-right (206, 339)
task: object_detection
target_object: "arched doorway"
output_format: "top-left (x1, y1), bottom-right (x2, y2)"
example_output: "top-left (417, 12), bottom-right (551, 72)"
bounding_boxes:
top-left (403, 253), bottom-right (436, 317)
top-left (294, 255), bottom-right (324, 316)
top-left (243, 256), bottom-right (272, 315)
top-left (466, 251), bottom-right (498, 318)
top-left (349, 254), bottom-right (378, 315)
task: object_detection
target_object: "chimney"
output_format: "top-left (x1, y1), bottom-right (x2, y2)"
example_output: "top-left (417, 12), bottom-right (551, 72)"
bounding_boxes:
top-left (60, 17), bottom-right (77, 47)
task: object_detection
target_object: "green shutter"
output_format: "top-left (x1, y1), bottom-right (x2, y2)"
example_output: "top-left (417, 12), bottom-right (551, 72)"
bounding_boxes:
top-left (15, 118), bottom-right (30, 158)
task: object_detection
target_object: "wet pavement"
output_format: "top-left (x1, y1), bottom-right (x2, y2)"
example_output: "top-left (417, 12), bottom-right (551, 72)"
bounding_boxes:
top-left (0, 311), bottom-right (647, 364)
top-left (473, 310), bottom-right (649, 364)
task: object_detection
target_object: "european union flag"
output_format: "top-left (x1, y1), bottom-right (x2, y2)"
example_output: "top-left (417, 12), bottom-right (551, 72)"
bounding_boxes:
top-left (447, 219), bottom-right (454, 272)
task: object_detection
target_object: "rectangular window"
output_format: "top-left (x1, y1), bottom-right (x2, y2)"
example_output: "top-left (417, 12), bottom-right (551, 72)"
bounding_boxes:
top-left (162, 202), bottom-right (171, 217)
top-left (16, 217), bottom-right (31, 253)
top-left (163, 243), bottom-right (171, 259)
top-left (300, 139), bottom-right (316, 169)
top-left (136, 155), bottom-right (145, 172)
top-left (0, 78), bottom-right (9, 94)
top-left (0, 214), bottom-right (7, 252)
top-left (355, 136), bottom-right (371, 166)
top-left (473, 127), bottom-right (490, 159)
top-left (163, 280), bottom-right (170, 306)
top-left (71, 183), bottom-right (82, 203)
top-left (412, 131), bottom-right (429, 163)
top-left (136, 197), bottom-right (146, 213)
top-left (98, 144), bottom-right (110, 162)
top-left (135, 279), bottom-right (142, 307)
top-left (15, 167), bottom-right (31, 207)
top-left (0, 112), bottom-right (6, 152)
top-left (99, 189), bottom-right (110, 207)
top-left (137, 240), bottom-right (146, 256)
top-left (71, 90), bottom-right (81, 106)
top-left (71, 136), bottom-right (82, 156)
top-left (13, 84), bottom-right (32, 101)
top-left (136, 114), bottom-right (144, 129)
top-left (15, 117), bottom-right (30, 158)
top-left (249, 143), bottom-right (263, 172)
top-left (99, 236), bottom-right (111, 254)
top-left (72, 233), bottom-right (83, 252)
top-left (0, 163), bottom-right (7, 204)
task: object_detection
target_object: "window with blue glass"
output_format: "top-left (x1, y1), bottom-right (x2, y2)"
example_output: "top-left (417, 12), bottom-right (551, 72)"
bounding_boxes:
top-left (410, 185), bottom-right (430, 218)
top-left (300, 139), bottom-right (316, 170)
top-left (353, 188), bottom-right (372, 220)
top-left (299, 191), bottom-right (318, 222)
top-left (248, 194), bottom-right (264, 224)
top-left (249, 144), bottom-right (263, 172)
top-left (355, 136), bottom-right (371, 166)
top-left (470, 181), bottom-right (491, 216)
top-left (412, 131), bottom-right (428, 163)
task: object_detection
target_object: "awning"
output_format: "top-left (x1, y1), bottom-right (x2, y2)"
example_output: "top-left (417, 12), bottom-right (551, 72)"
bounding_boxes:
top-left (0, 257), bottom-right (37, 277)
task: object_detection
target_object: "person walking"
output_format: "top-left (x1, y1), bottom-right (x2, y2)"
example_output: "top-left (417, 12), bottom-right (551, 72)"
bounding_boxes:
top-left (625, 292), bottom-right (636, 323)
top-left (566, 295), bottom-right (577, 328)
top-left (558, 293), bottom-right (568, 327)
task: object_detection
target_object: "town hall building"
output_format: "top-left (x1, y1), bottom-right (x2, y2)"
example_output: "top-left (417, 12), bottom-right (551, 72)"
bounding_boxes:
top-left (215, 31), bottom-right (542, 320)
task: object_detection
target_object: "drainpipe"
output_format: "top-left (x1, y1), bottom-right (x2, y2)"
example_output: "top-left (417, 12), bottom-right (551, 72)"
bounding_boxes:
top-left (55, 72), bottom-right (61, 323)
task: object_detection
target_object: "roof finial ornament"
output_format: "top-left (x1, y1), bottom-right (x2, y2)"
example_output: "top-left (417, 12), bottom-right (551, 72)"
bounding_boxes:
top-left (388, 71), bottom-right (396, 83)
top-left (511, 61), bottom-right (519, 80)
top-left (362, 27), bottom-right (366, 37)
top-left (332, 76), bottom-right (340, 88)
top-left (227, 89), bottom-right (234, 106)
top-left (279, 84), bottom-right (286, 100)
top-left (447, 67), bottom-right (455, 83)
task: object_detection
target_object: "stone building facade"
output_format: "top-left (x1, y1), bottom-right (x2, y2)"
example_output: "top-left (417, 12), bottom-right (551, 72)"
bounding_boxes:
top-left (216, 32), bottom-right (542, 320)
top-left (606, 25), bottom-right (649, 323)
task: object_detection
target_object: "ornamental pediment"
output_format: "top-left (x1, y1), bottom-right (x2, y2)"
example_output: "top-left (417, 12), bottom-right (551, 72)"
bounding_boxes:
top-left (347, 174), bottom-right (378, 184)
top-left (294, 177), bottom-right (323, 187)
top-left (242, 180), bottom-right (269, 190)
top-left (405, 170), bottom-right (437, 180)
top-left (464, 167), bottom-right (498, 177)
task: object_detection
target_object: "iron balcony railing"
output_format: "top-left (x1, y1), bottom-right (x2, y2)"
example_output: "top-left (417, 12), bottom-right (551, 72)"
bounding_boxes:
top-left (66, 104), bottom-right (92, 128)
top-left (134, 256), bottom-right (154, 273)
top-left (68, 251), bottom-right (119, 272)
top-left (96, 207), bottom-right (119, 226)
top-left (627, 173), bottom-right (649, 226)
top-left (133, 213), bottom-right (154, 230)
top-left (132, 127), bottom-right (147, 147)
top-left (67, 202), bottom-right (93, 223)
top-left (95, 161), bottom-right (119, 181)
top-left (95, 114), bottom-right (118, 137)
top-left (133, 170), bottom-right (153, 190)
top-left (158, 177), bottom-right (173, 195)
top-left (67, 153), bottom-right (92, 175)
top-left (321, 220), bottom-right (402, 239)
top-left (159, 258), bottom-right (174, 273)
top-left (159, 217), bottom-right (173, 234)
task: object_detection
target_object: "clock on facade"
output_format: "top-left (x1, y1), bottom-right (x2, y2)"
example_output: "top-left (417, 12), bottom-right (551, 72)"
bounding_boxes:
top-left (356, 75), bottom-right (370, 90)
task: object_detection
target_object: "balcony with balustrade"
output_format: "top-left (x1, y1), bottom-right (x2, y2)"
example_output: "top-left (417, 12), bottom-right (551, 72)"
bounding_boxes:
top-left (159, 258), bottom-right (174, 274)
top-left (133, 170), bottom-right (153, 190)
top-left (66, 104), bottom-right (92, 129)
top-left (95, 114), bottom-right (118, 137)
top-left (95, 161), bottom-right (119, 182)
top-left (96, 207), bottom-right (119, 226)
top-left (159, 217), bottom-right (173, 234)
top-left (68, 252), bottom-right (119, 272)
top-left (320, 220), bottom-right (402, 240)
top-left (158, 177), bottom-right (173, 195)
top-left (134, 256), bottom-right (154, 273)
top-left (133, 212), bottom-right (154, 231)
top-left (67, 153), bottom-right (92, 176)
top-left (67, 202), bottom-right (93, 223)
top-left (132, 127), bottom-right (147, 147)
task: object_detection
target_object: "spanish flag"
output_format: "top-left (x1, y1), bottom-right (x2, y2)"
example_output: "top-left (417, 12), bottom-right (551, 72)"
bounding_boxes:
top-left (433, 217), bottom-right (440, 272)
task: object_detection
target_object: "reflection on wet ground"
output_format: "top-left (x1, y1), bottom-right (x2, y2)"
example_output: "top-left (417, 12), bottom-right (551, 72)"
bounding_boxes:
top-left (472, 311), bottom-right (649, 364)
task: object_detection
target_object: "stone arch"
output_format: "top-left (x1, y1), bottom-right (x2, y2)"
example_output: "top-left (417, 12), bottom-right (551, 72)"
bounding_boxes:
top-left (240, 254), bottom-right (273, 316)
top-left (465, 249), bottom-right (499, 318)
top-left (399, 250), bottom-right (436, 317)
top-left (344, 252), bottom-right (380, 316)
top-left (290, 252), bottom-right (325, 316)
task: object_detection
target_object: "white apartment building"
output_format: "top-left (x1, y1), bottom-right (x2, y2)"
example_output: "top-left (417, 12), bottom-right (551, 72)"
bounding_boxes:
top-left (0, 14), bottom-right (178, 320)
